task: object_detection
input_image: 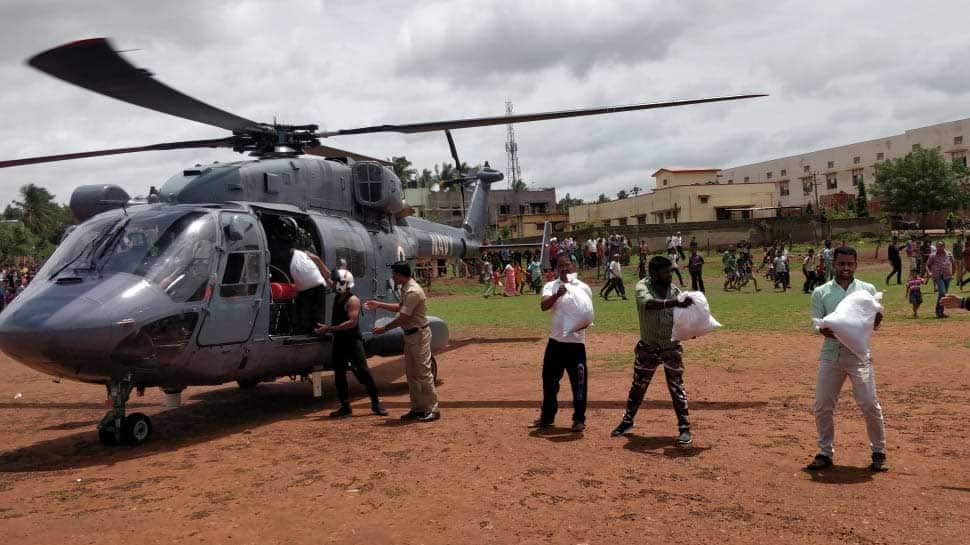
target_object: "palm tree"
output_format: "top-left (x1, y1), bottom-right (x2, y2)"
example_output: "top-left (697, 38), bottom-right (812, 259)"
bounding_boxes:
top-left (13, 184), bottom-right (60, 239)
top-left (390, 156), bottom-right (417, 187)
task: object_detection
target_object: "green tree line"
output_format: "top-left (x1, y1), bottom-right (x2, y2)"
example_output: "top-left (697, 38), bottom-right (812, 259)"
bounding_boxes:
top-left (0, 184), bottom-right (76, 266)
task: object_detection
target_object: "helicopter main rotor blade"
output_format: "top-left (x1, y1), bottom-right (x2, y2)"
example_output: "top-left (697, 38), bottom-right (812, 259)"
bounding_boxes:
top-left (302, 145), bottom-right (392, 165)
top-left (0, 137), bottom-right (234, 168)
top-left (28, 38), bottom-right (262, 132)
top-left (319, 94), bottom-right (767, 137)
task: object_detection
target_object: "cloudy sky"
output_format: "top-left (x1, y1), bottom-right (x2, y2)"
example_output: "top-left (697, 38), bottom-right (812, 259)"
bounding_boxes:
top-left (0, 0), bottom-right (968, 208)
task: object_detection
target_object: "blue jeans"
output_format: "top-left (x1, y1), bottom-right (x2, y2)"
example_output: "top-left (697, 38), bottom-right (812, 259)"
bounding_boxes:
top-left (935, 276), bottom-right (951, 317)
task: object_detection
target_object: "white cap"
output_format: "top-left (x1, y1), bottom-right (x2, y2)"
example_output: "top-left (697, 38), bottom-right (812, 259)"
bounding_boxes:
top-left (336, 269), bottom-right (355, 289)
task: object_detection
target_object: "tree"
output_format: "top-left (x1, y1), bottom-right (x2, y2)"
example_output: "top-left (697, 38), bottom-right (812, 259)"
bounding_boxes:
top-left (871, 148), bottom-right (970, 223)
top-left (511, 179), bottom-right (528, 192)
top-left (597, 193), bottom-right (610, 203)
top-left (557, 193), bottom-right (584, 209)
top-left (2, 204), bottom-right (22, 221)
top-left (390, 156), bottom-right (417, 187)
top-left (616, 189), bottom-right (628, 200)
top-left (855, 181), bottom-right (870, 218)
top-left (13, 184), bottom-right (60, 237)
top-left (417, 169), bottom-right (434, 188)
top-left (631, 186), bottom-right (642, 197)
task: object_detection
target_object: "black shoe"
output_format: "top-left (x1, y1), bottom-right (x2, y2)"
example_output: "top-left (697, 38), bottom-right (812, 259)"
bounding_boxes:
top-left (571, 421), bottom-right (585, 433)
top-left (675, 430), bottom-right (692, 446)
top-left (371, 403), bottom-right (389, 416)
top-left (869, 452), bottom-right (888, 472)
top-left (399, 410), bottom-right (422, 421)
top-left (529, 419), bottom-right (553, 429)
top-left (417, 410), bottom-right (440, 423)
top-left (611, 420), bottom-right (633, 437)
top-left (329, 405), bottom-right (352, 418)
top-left (805, 454), bottom-right (833, 470)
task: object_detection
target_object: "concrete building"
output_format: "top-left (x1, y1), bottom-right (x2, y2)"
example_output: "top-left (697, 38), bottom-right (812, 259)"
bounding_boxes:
top-left (719, 117), bottom-right (970, 210)
top-left (497, 211), bottom-right (569, 238)
top-left (569, 168), bottom-right (777, 227)
top-left (403, 186), bottom-right (557, 229)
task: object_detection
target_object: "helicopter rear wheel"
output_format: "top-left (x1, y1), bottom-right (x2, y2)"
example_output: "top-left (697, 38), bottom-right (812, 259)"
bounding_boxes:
top-left (123, 413), bottom-right (152, 446)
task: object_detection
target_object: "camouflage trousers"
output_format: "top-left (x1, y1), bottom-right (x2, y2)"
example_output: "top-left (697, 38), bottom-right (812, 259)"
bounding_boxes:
top-left (621, 341), bottom-right (690, 432)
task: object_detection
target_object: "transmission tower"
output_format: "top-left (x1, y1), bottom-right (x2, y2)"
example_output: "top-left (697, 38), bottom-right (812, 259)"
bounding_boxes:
top-left (504, 100), bottom-right (522, 190)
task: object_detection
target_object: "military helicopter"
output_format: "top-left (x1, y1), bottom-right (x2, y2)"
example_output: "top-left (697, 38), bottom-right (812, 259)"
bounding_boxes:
top-left (0, 38), bottom-right (765, 446)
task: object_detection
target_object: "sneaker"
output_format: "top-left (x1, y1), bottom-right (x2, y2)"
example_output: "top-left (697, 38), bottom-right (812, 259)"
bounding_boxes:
top-left (610, 420), bottom-right (633, 437)
top-left (371, 403), bottom-right (389, 417)
top-left (675, 430), bottom-right (692, 446)
top-left (417, 410), bottom-right (440, 423)
top-left (329, 405), bottom-right (352, 418)
top-left (571, 421), bottom-right (585, 433)
top-left (869, 452), bottom-right (888, 472)
top-left (529, 419), bottom-right (553, 429)
top-left (805, 454), bottom-right (833, 470)
top-left (399, 410), bottom-right (422, 421)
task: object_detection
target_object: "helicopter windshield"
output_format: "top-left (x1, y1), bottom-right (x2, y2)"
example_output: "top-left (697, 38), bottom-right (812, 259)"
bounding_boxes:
top-left (39, 210), bottom-right (127, 280)
top-left (98, 209), bottom-right (218, 303)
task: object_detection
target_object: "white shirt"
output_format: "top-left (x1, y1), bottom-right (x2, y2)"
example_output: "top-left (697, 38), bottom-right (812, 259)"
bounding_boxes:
top-left (609, 260), bottom-right (621, 278)
top-left (667, 236), bottom-right (676, 249)
top-left (542, 276), bottom-right (593, 344)
top-left (290, 250), bottom-right (325, 292)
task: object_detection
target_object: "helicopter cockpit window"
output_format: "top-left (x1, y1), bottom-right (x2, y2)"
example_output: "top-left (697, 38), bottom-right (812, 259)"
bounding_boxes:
top-left (99, 210), bottom-right (218, 303)
top-left (218, 213), bottom-right (263, 298)
top-left (38, 210), bottom-right (125, 280)
top-left (354, 163), bottom-right (384, 204)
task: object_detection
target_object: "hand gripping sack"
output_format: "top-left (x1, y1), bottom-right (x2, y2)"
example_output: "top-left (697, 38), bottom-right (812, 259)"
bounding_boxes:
top-left (812, 290), bottom-right (884, 360)
top-left (560, 282), bottom-right (595, 336)
top-left (671, 291), bottom-right (722, 341)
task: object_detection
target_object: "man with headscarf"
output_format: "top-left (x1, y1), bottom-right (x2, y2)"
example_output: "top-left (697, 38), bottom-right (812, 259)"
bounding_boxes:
top-left (364, 262), bottom-right (440, 422)
top-left (611, 255), bottom-right (694, 446)
top-left (315, 266), bottom-right (388, 418)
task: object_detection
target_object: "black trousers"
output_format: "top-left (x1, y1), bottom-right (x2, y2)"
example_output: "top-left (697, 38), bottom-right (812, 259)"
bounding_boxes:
top-left (671, 267), bottom-right (684, 285)
top-left (603, 277), bottom-right (626, 299)
top-left (622, 342), bottom-right (690, 432)
top-left (802, 270), bottom-right (817, 293)
top-left (690, 270), bottom-right (705, 292)
top-left (295, 285), bottom-right (326, 334)
top-left (886, 259), bottom-right (902, 285)
top-left (540, 339), bottom-right (587, 424)
top-left (332, 337), bottom-right (381, 407)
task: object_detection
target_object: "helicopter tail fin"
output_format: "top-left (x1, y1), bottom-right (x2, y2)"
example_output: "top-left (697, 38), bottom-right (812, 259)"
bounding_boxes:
top-left (461, 167), bottom-right (504, 240)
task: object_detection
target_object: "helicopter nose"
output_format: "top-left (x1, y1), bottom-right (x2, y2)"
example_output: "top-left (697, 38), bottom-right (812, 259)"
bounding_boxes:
top-left (0, 275), bottom-right (163, 381)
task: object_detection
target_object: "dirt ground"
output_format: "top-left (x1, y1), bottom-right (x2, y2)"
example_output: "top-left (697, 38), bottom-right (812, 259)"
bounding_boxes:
top-left (1, 321), bottom-right (970, 544)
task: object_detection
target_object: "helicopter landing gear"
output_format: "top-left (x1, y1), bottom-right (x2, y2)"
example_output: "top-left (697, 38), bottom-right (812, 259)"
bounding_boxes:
top-left (97, 376), bottom-right (152, 446)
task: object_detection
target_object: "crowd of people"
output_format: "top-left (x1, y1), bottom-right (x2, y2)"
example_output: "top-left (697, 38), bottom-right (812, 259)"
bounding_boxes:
top-left (0, 266), bottom-right (35, 310)
top-left (887, 235), bottom-right (967, 319)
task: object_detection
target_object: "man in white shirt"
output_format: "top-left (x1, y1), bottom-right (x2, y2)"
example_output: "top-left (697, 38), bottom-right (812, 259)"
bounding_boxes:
top-left (532, 253), bottom-right (594, 433)
top-left (602, 254), bottom-right (627, 300)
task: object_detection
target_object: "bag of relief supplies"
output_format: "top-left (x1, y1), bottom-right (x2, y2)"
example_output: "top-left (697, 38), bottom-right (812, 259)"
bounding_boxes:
top-left (671, 291), bottom-right (722, 341)
top-left (560, 280), bottom-right (595, 336)
top-left (812, 290), bottom-right (883, 360)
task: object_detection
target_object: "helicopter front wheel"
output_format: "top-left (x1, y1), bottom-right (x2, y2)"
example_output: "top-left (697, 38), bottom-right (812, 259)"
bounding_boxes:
top-left (123, 413), bottom-right (152, 446)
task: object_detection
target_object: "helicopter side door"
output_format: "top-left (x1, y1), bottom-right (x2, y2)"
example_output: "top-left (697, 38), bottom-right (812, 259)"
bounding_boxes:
top-left (197, 211), bottom-right (264, 346)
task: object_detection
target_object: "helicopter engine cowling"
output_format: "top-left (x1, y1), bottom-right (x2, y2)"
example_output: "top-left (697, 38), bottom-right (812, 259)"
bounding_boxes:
top-left (69, 184), bottom-right (131, 222)
top-left (351, 161), bottom-right (405, 216)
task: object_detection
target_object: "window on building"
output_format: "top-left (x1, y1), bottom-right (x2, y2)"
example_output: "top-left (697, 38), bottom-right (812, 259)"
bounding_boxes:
top-left (802, 177), bottom-right (813, 195)
top-left (618, 218), bottom-right (628, 226)
top-left (519, 205), bottom-right (527, 214)
top-left (877, 152), bottom-right (885, 160)
top-left (955, 136), bottom-right (964, 145)
top-left (602, 220), bottom-right (611, 227)
top-left (530, 202), bottom-right (548, 214)
top-left (743, 176), bottom-right (749, 182)
top-left (912, 143), bottom-right (921, 151)
top-left (499, 205), bottom-right (510, 215)
top-left (766, 171), bottom-right (773, 179)
top-left (637, 215), bottom-right (647, 225)
top-left (662, 178), bottom-right (668, 186)
top-left (535, 223), bottom-right (544, 230)
top-left (851, 169), bottom-right (863, 186)
top-left (853, 156), bottom-right (861, 164)
top-left (697, 195), bottom-right (710, 203)
top-left (827, 160), bottom-right (835, 169)
top-left (804, 165), bottom-right (811, 173)
top-left (781, 169), bottom-right (787, 176)
top-left (826, 173), bottom-right (838, 189)
top-left (779, 181), bottom-right (790, 196)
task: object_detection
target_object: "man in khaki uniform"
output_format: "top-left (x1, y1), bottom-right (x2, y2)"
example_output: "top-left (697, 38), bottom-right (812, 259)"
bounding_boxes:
top-left (364, 261), bottom-right (440, 422)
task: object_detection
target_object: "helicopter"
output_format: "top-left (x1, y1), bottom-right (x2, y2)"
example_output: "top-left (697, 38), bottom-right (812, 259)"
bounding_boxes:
top-left (0, 38), bottom-right (765, 446)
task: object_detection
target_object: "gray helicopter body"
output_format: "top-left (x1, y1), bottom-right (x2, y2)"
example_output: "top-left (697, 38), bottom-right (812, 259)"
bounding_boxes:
top-left (0, 155), bottom-right (494, 393)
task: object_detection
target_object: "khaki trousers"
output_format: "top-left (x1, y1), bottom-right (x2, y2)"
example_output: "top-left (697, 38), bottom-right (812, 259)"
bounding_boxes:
top-left (814, 347), bottom-right (886, 458)
top-left (403, 327), bottom-right (438, 413)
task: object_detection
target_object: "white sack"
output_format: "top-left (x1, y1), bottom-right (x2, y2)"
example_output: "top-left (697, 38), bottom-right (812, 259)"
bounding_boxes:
top-left (671, 291), bottom-right (722, 341)
top-left (812, 290), bottom-right (884, 360)
top-left (560, 283), bottom-right (595, 336)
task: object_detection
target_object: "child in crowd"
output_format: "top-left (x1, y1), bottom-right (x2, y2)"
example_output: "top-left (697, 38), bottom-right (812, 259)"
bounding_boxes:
top-left (906, 270), bottom-right (927, 318)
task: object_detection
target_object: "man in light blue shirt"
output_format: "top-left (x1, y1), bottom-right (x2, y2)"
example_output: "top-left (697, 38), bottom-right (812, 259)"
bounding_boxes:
top-left (806, 246), bottom-right (887, 472)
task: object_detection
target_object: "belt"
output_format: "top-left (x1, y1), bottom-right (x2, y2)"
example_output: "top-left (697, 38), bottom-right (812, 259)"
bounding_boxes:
top-left (403, 324), bottom-right (430, 335)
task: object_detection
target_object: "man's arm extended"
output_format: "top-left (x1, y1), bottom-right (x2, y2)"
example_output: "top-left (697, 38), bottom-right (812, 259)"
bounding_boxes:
top-left (639, 296), bottom-right (692, 310)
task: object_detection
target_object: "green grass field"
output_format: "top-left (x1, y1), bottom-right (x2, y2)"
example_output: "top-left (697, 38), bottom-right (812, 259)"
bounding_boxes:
top-left (428, 266), bottom-right (970, 336)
